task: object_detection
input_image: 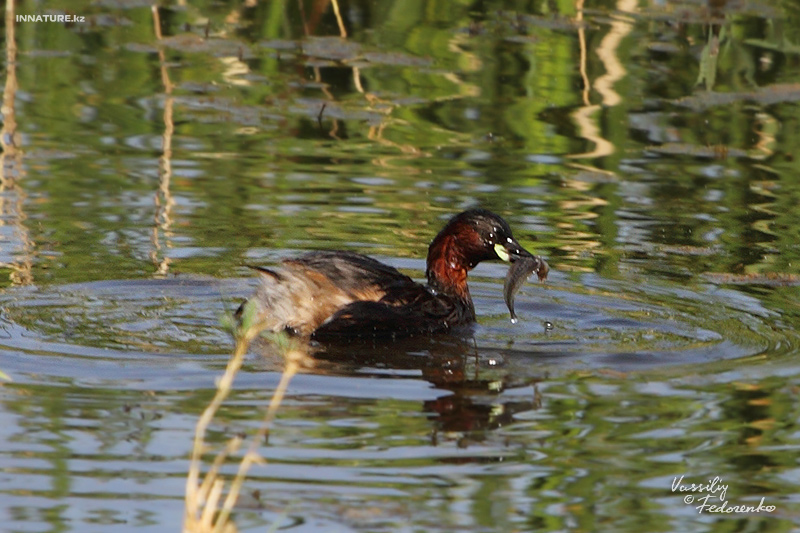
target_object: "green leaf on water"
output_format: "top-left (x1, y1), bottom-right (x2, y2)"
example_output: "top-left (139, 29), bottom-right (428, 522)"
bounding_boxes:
top-left (237, 299), bottom-right (261, 335)
top-left (697, 30), bottom-right (719, 91)
top-left (219, 311), bottom-right (236, 333)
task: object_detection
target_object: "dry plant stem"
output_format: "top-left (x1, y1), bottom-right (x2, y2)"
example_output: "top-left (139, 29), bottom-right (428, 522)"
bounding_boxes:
top-left (185, 334), bottom-right (253, 530)
top-left (201, 479), bottom-right (225, 528)
top-left (196, 436), bottom-right (243, 511)
top-left (331, 0), bottom-right (347, 38)
top-left (213, 351), bottom-right (301, 532)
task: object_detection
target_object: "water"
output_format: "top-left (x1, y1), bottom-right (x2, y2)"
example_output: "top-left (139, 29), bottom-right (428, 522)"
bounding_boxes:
top-left (2, 0), bottom-right (800, 531)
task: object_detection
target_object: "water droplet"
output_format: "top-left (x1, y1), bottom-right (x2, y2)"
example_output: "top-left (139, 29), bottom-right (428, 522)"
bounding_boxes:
top-left (510, 317), bottom-right (518, 324)
top-left (544, 321), bottom-right (554, 331)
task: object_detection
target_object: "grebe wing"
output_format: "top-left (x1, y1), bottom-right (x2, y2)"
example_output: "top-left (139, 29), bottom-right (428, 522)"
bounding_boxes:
top-left (283, 250), bottom-right (416, 296)
top-left (311, 288), bottom-right (461, 340)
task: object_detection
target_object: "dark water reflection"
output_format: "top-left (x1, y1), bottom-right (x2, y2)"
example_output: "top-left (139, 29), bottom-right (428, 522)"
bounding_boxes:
top-left (3, 0), bottom-right (800, 531)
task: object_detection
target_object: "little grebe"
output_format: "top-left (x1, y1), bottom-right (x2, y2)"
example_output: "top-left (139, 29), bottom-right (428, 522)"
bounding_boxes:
top-left (243, 209), bottom-right (545, 340)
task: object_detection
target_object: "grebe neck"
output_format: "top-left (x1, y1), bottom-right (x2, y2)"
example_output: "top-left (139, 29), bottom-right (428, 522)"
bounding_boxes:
top-left (425, 233), bottom-right (475, 317)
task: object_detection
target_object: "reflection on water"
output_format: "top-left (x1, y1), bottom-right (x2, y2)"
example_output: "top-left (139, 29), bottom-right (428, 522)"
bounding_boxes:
top-left (2, 268), bottom-right (799, 531)
top-left (2, 0), bottom-right (800, 531)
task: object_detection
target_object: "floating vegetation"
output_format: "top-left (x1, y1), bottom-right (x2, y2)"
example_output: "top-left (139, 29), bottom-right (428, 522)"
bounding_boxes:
top-left (702, 272), bottom-right (800, 286)
top-left (675, 83), bottom-right (800, 111)
top-left (644, 143), bottom-right (750, 159)
top-left (160, 35), bottom-right (254, 59)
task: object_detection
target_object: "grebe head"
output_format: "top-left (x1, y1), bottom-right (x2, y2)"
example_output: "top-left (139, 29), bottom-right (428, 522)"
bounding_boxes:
top-left (426, 209), bottom-right (534, 295)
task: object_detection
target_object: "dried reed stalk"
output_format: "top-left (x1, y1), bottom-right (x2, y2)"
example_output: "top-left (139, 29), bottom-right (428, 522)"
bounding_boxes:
top-left (184, 300), bottom-right (302, 533)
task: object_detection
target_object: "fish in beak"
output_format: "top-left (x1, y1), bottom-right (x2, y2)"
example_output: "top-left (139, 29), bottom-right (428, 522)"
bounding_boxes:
top-left (497, 239), bottom-right (549, 322)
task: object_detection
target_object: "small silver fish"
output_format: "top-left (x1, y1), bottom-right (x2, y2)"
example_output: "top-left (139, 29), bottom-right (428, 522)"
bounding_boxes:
top-left (504, 255), bottom-right (549, 322)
